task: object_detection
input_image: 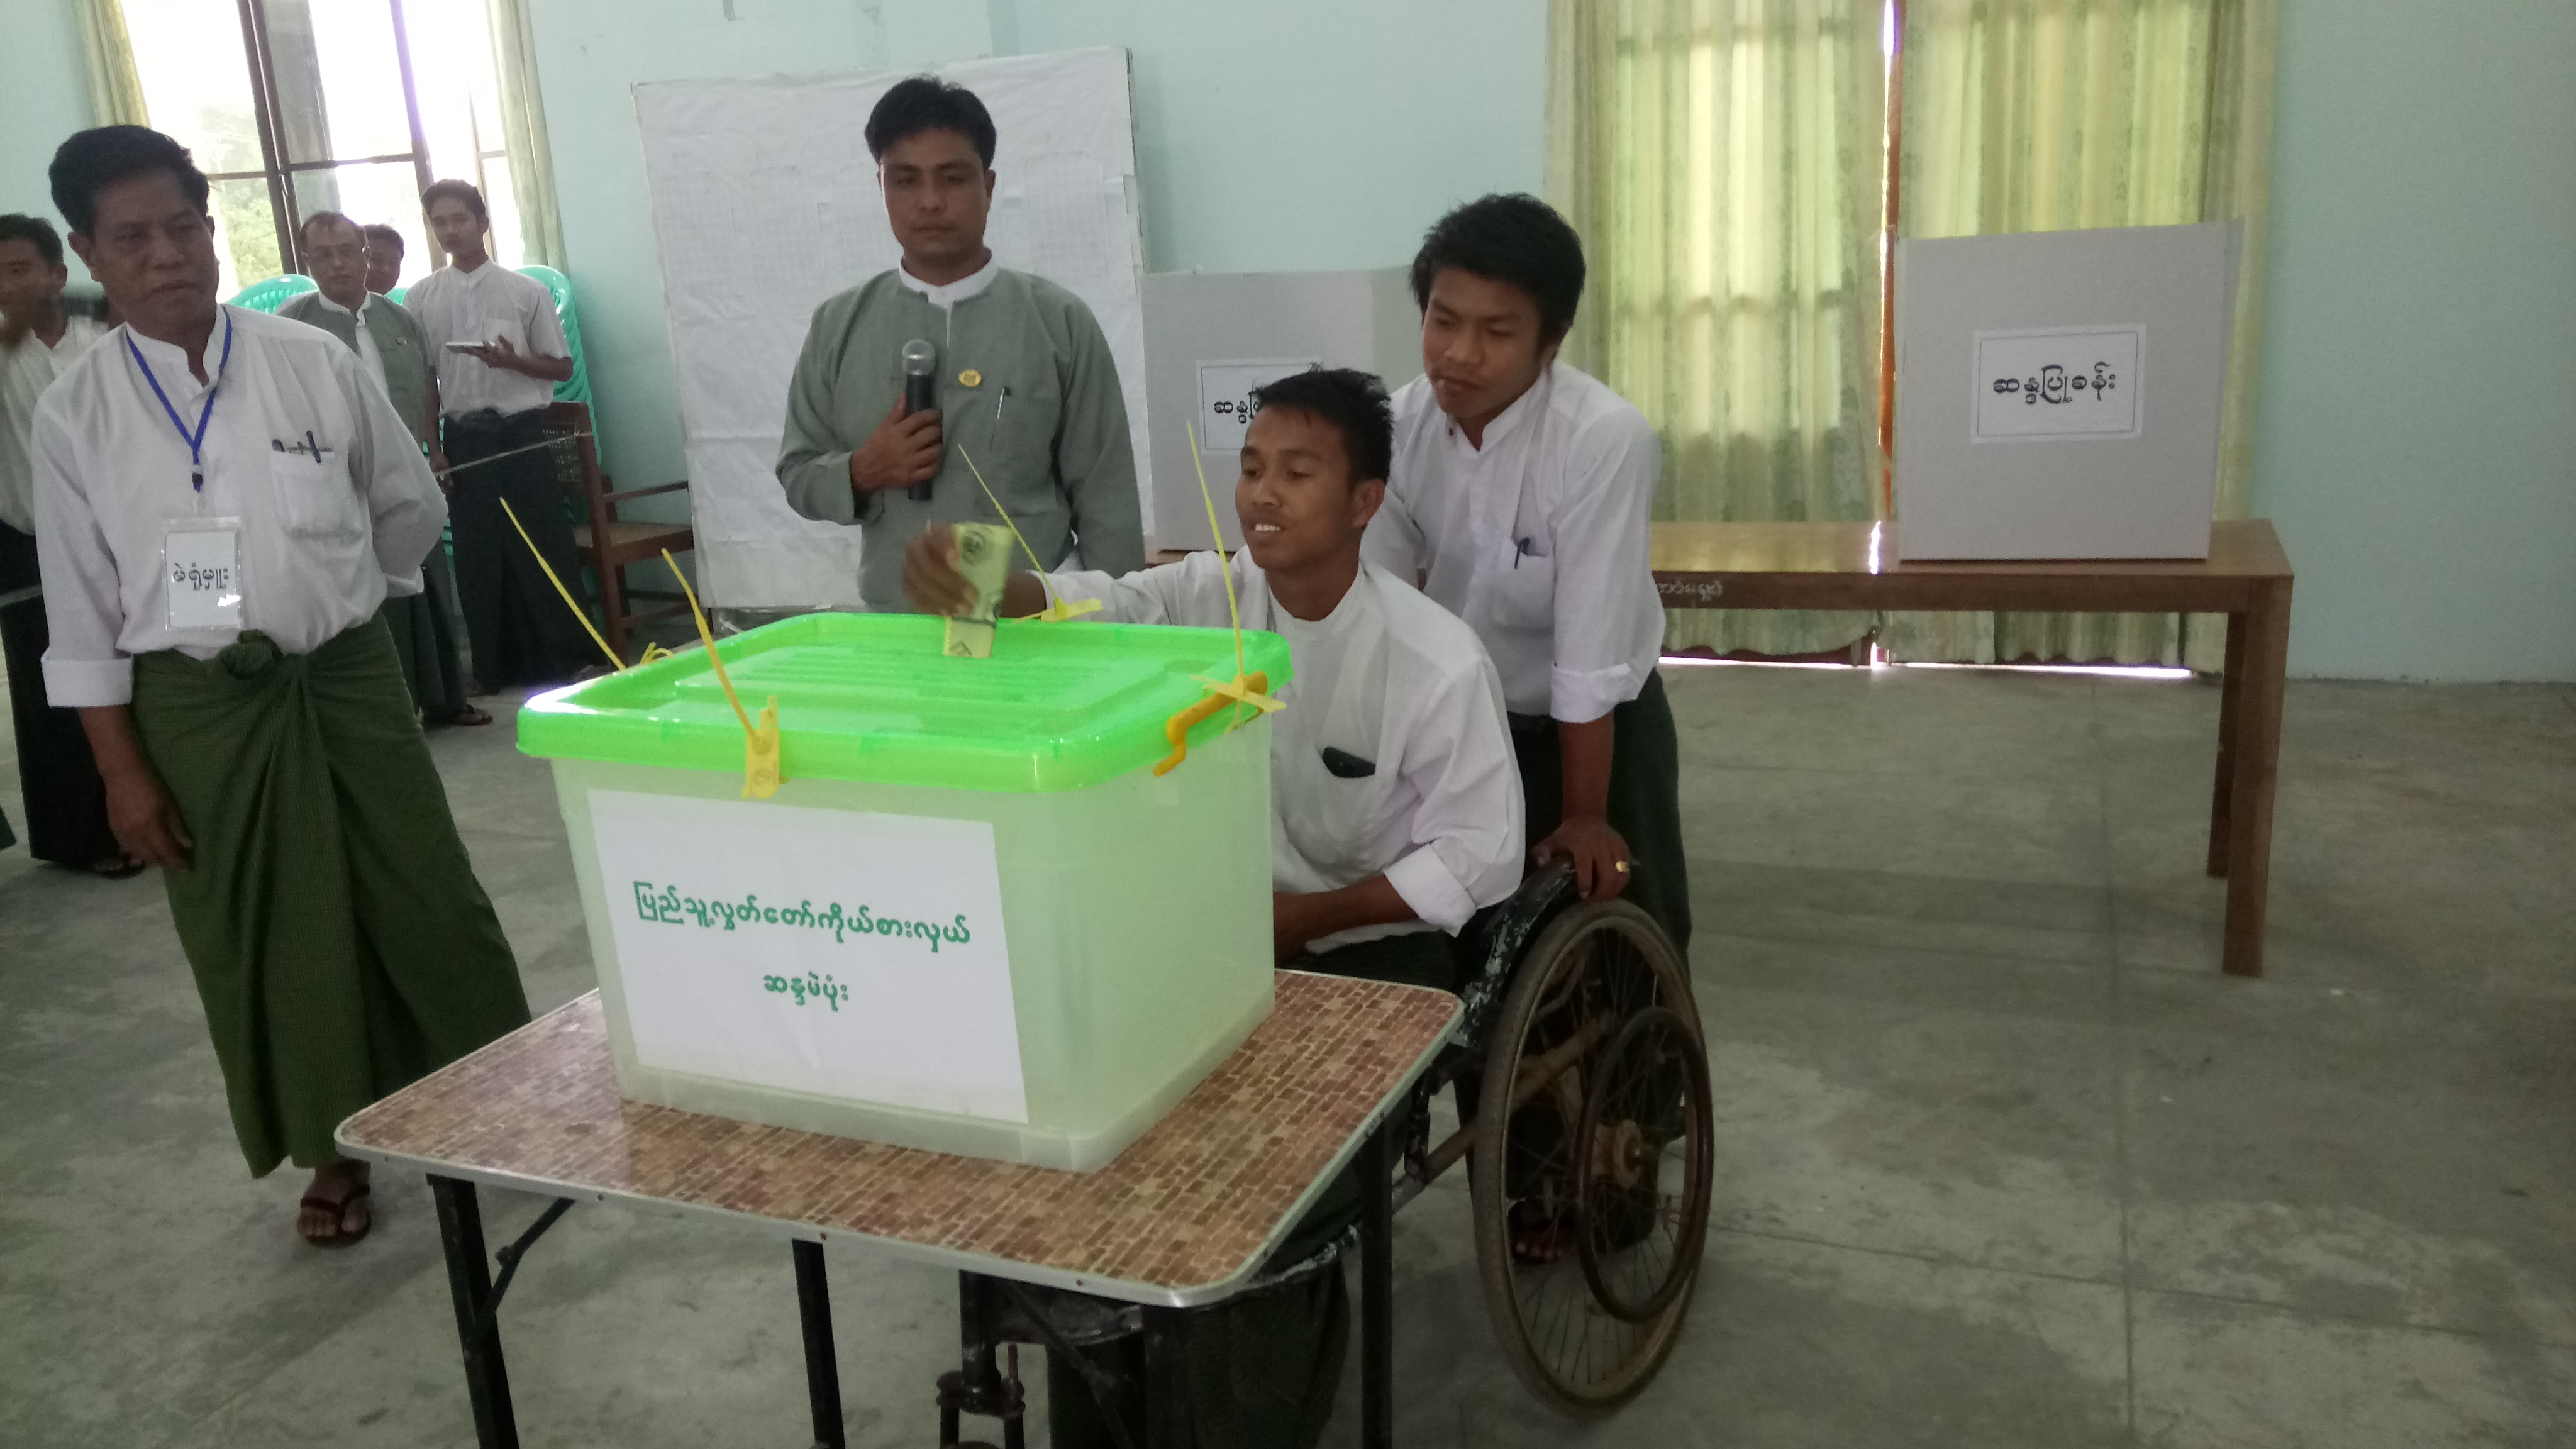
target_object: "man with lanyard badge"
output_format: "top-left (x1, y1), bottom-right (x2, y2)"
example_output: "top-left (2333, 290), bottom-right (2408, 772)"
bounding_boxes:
top-left (1365, 194), bottom-right (1691, 955)
top-left (779, 75), bottom-right (1144, 609)
top-left (31, 127), bottom-right (530, 1247)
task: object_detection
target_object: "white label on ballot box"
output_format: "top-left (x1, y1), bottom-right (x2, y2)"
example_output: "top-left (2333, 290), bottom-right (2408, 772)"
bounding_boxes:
top-left (1972, 326), bottom-right (2143, 441)
top-left (587, 789), bottom-right (1029, 1124)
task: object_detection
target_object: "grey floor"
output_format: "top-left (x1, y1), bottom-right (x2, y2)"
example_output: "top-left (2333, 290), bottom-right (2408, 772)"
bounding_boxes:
top-left (3, 662), bottom-right (2571, 1448)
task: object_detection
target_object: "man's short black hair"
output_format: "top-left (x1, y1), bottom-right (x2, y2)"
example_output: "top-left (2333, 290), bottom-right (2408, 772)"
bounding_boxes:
top-left (1409, 194), bottom-right (1587, 343)
top-left (0, 214), bottom-right (65, 268)
top-left (865, 76), bottom-right (997, 167)
top-left (48, 126), bottom-right (209, 237)
top-left (360, 223), bottom-right (404, 254)
top-left (421, 179), bottom-right (487, 222)
top-left (299, 209), bottom-right (361, 249)
top-left (1250, 368), bottom-right (1394, 487)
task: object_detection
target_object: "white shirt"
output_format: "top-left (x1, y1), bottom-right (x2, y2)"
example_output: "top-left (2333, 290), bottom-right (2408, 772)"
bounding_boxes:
top-left (1365, 362), bottom-right (1666, 722)
top-left (1050, 553), bottom-right (1524, 950)
top-left (402, 259), bottom-right (567, 417)
top-left (313, 290), bottom-right (387, 392)
top-left (32, 306), bottom-right (447, 706)
top-left (0, 314), bottom-right (109, 534)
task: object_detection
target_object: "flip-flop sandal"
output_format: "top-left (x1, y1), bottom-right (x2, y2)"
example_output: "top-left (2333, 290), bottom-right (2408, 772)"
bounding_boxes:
top-left (89, 855), bottom-right (148, 880)
top-left (442, 705), bottom-right (496, 727)
top-left (298, 1183), bottom-right (372, 1248)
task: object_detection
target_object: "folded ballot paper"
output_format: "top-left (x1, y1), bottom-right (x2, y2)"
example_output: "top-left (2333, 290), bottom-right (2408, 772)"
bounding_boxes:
top-left (944, 522), bottom-right (1013, 658)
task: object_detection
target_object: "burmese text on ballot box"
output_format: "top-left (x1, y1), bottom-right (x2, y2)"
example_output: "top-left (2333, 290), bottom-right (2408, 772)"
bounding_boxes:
top-left (517, 613), bottom-right (1292, 1170)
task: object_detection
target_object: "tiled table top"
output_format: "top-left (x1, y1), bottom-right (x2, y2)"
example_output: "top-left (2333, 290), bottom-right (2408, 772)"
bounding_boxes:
top-left (338, 973), bottom-right (1458, 1306)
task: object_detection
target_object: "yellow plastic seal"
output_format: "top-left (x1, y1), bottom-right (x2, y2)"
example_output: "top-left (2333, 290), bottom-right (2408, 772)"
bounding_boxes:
top-left (958, 368), bottom-right (983, 387)
top-left (663, 547), bottom-right (783, 799)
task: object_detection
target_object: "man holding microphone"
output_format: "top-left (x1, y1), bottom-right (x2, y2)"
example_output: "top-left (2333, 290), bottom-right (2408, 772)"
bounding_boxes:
top-left (777, 76), bottom-right (1143, 608)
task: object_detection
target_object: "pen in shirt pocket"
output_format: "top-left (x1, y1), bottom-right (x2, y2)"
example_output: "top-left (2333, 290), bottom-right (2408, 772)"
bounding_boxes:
top-left (1514, 536), bottom-right (1532, 567)
top-left (994, 386), bottom-right (1010, 425)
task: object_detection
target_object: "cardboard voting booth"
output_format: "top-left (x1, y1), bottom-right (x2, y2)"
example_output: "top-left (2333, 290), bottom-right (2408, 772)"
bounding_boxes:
top-left (1143, 268), bottom-right (1423, 549)
top-left (1892, 222), bottom-right (2238, 560)
top-left (518, 613), bottom-right (1292, 1170)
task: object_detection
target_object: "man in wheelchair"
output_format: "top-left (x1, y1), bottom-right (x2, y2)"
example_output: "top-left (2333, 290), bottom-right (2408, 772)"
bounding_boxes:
top-left (905, 365), bottom-right (1525, 1448)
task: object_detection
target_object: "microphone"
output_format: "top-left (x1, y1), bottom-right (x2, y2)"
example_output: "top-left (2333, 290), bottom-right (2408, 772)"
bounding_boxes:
top-left (902, 338), bottom-right (938, 502)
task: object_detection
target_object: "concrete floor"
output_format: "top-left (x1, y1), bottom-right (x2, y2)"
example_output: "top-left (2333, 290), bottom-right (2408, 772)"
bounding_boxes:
top-left (3, 662), bottom-right (2572, 1448)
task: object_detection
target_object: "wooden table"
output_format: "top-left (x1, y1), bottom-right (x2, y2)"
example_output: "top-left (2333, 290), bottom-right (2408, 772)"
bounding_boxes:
top-left (338, 974), bottom-right (1460, 1449)
top-left (1652, 519), bottom-right (2294, 977)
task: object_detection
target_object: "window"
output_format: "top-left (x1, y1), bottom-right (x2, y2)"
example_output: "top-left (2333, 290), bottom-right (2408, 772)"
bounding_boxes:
top-left (119, 0), bottom-right (526, 297)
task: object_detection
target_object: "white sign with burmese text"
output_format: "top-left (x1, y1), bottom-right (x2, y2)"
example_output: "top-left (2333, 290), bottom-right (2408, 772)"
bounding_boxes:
top-left (586, 789), bottom-right (1028, 1123)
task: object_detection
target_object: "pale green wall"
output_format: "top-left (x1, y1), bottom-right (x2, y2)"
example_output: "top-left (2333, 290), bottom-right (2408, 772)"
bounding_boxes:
top-left (998, 0), bottom-right (1550, 274)
top-left (2, 0), bottom-right (92, 232)
top-left (2250, 0), bottom-right (2576, 680)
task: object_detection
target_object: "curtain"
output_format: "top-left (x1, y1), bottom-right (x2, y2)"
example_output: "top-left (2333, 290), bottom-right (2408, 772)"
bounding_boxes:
top-left (74, 0), bottom-right (150, 128)
top-left (1549, 0), bottom-right (1888, 658)
top-left (485, 0), bottom-right (565, 268)
top-left (1884, 0), bottom-right (2276, 667)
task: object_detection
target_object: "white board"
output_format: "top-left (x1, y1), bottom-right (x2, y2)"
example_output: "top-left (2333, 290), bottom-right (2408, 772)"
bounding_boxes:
top-left (635, 49), bottom-right (1150, 608)
top-left (587, 789), bottom-right (1030, 1123)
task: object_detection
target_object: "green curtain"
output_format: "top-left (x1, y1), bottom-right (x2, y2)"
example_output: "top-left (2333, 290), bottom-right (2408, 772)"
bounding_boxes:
top-left (75, 0), bottom-right (150, 128)
top-left (1548, 0), bottom-right (1887, 658)
top-left (1884, 0), bottom-right (2276, 667)
top-left (486, 0), bottom-right (566, 269)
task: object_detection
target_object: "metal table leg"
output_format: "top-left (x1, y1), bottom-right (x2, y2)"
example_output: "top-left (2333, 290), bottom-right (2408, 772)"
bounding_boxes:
top-left (793, 1240), bottom-right (847, 1448)
top-left (431, 1175), bottom-right (519, 1449)
top-left (1358, 1116), bottom-right (1394, 1449)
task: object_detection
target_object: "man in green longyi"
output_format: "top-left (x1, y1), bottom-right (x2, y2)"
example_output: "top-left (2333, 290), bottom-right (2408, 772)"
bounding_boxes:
top-left (30, 127), bottom-right (530, 1248)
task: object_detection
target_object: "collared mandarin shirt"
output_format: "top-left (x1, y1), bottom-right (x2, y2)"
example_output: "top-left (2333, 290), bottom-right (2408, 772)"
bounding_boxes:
top-left (0, 314), bottom-right (109, 533)
top-left (404, 260), bottom-right (567, 417)
top-left (31, 306), bottom-right (447, 706)
top-left (1365, 362), bottom-right (1665, 723)
top-left (1048, 553), bottom-right (1524, 951)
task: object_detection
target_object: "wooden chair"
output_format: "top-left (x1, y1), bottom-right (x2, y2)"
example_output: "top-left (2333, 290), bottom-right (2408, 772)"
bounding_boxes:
top-left (539, 401), bottom-right (694, 662)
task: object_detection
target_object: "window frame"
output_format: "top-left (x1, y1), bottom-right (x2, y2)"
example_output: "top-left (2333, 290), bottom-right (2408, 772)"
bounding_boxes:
top-left (209, 0), bottom-right (441, 277)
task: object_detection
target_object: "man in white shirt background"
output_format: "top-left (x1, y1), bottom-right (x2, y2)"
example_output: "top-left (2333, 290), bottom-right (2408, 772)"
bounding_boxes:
top-left (909, 366), bottom-right (1523, 1449)
top-left (404, 179), bottom-right (591, 688)
top-left (1365, 194), bottom-right (1692, 955)
top-left (0, 211), bottom-right (128, 875)
top-left (280, 211), bottom-right (488, 728)
top-left (35, 126), bottom-right (530, 1247)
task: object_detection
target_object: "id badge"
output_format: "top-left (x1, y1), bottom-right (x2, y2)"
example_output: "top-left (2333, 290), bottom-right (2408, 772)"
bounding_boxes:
top-left (165, 516), bottom-right (245, 632)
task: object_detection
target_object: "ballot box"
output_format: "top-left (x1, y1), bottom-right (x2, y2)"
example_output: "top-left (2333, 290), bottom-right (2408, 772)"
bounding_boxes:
top-left (518, 613), bottom-right (1292, 1170)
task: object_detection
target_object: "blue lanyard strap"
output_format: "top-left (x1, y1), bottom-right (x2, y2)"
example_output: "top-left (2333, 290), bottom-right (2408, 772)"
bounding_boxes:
top-left (126, 309), bottom-right (236, 491)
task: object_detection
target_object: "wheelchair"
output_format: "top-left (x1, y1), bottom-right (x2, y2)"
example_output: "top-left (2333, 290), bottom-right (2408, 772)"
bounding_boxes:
top-left (934, 859), bottom-right (1714, 1445)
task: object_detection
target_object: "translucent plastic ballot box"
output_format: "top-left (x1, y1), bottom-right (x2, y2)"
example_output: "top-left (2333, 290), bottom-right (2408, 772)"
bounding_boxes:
top-left (517, 612), bottom-right (1294, 1171)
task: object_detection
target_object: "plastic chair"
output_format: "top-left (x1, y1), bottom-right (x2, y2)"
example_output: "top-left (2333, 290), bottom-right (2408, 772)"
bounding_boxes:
top-left (228, 274), bottom-right (317, 313)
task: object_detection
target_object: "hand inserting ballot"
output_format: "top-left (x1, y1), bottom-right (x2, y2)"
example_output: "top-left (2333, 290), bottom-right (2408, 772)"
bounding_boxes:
top-left (902, 524), bottom-right (1046, 620)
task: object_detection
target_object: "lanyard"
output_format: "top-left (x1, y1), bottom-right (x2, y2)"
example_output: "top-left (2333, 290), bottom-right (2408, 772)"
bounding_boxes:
top-left (126, 309), bottom-right (236, 492)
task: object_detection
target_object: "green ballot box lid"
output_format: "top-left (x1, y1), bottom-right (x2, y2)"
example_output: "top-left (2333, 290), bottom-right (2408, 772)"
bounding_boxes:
top-left (517, 612), bottom-right (1296, 793)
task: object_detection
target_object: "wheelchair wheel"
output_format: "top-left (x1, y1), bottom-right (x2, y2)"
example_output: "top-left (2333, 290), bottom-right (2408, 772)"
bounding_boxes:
top-left (1468, 899), bottom-right (1711, 1414)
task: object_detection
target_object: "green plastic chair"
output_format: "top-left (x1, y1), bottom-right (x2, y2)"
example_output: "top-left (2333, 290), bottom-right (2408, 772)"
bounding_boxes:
top-left (228, 274), bottom-right (316, 313)
top-left (516, 264), bottom-right (592, 408)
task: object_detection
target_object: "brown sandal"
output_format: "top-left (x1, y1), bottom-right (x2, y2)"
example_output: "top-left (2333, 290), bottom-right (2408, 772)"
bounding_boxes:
top-left (298, 1183), bottom-right (372, 1248)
